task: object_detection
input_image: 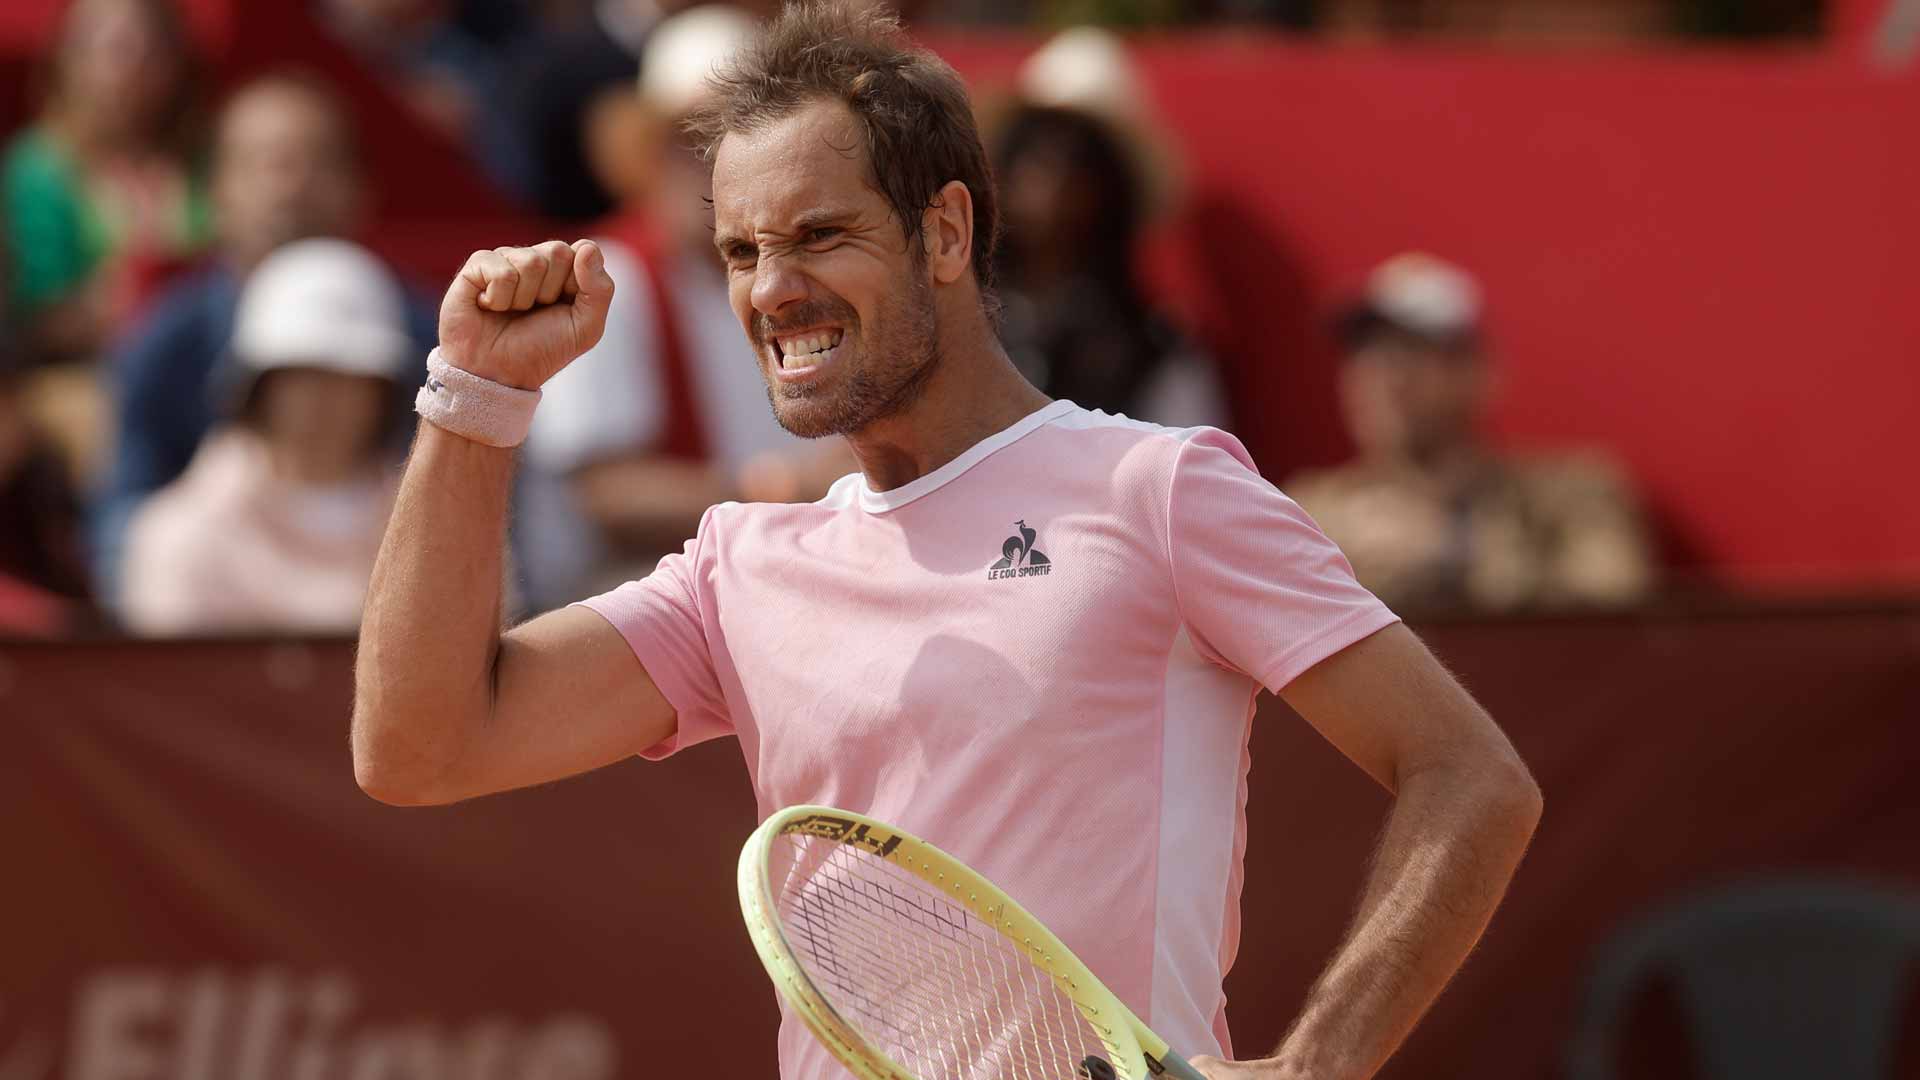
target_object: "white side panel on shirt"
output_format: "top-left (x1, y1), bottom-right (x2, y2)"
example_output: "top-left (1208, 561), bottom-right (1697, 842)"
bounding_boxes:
top-left (1152, 625), bottom-right (1256, 1060)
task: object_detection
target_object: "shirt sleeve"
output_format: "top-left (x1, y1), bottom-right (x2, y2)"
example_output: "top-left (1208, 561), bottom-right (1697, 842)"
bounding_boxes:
top-left (573, 507), bottom-right (732, 760)
top-left (1167, 428), bottom-right (1400, 692)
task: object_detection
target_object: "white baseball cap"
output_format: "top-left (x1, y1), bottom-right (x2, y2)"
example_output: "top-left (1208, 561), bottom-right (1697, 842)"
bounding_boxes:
top-left (232, 238), bottom-right (415, 381)
top-left (1340, 252), bottom-right (1484, 345)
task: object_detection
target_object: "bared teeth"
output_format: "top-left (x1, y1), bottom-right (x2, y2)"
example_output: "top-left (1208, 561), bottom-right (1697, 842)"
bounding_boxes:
top-left (776, 329), bottom-right (845, 359)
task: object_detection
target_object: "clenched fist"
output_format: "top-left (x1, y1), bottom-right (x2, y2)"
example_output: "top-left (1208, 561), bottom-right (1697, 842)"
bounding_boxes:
top-left (438, 239), bottom-right (615, 390)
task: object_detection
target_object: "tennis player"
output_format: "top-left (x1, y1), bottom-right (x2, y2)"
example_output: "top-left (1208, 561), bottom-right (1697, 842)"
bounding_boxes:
top-left (352, 5), bottom-right (1542, 1078)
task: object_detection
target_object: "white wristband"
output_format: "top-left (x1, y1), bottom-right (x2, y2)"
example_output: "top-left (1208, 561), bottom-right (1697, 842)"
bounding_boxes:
top-left (414, 347), bottom-right (542, 448)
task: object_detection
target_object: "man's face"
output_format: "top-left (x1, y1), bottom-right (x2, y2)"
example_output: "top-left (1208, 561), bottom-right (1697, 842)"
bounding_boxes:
top-left (213, 86), bottom-right (362, 270)
top-left (710, 99), bottom-right (938, 439)
top-left (1339, 330), bottom-right (1487, 464)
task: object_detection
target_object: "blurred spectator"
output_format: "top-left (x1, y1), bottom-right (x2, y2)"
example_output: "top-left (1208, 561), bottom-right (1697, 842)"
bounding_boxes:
top-left (2, 0), bottom-right (209, 364)
top-left (0, 335), bottom-right (92, 636)
top-left (448, 0), bottom-right (550, 47)
top-left (988, 27), bottom-right (1225, 427)
top-left (318, 0), bottom-right (533, 199)
top-left (120, 239), bottom-right (411, 635)
top-left (94, 74), bottom-right (433, 604)
top-left (1287, 253), bottom-right (1656, 612)
top-left (512, 0), bottom-right (686, 222)
top-left (525, 4), bottom-right (848, 591)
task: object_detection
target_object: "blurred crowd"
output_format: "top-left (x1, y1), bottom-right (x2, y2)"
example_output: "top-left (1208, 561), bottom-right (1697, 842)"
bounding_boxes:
top-left (0, 0), bottom-right (1661, 637)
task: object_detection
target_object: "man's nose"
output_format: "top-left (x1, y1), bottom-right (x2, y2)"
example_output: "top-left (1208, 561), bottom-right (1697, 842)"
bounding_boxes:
top-left (750, 252), bottom-right (808, 317)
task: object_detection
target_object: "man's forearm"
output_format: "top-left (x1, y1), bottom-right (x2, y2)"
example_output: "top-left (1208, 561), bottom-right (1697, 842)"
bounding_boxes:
top-left (1267, 758), bottom-right (1541, 1079)
top-left (352, 422), bottom-right (515, 803)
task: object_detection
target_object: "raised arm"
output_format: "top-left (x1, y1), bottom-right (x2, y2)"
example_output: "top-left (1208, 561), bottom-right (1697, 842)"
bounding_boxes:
top-left (352, 240), bottom-right (676, 806)
top-left (1190, 622), bottom-right (1543, 1080)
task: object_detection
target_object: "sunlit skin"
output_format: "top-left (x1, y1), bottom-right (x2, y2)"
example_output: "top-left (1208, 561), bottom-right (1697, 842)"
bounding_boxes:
top-left (709, 99), bottom-right (1048, 491)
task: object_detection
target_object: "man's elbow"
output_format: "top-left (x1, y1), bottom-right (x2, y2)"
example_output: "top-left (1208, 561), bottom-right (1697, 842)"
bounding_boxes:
top-left (1482, 747), bottom-right (1544, 840)
top-left (354, 760), bottom-right (450, 807)
top-left (350, 707), bottom-right (465, 807)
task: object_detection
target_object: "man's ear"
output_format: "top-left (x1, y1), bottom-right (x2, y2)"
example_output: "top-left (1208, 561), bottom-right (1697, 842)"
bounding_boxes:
top-left (921, 180), bottom-right (974, 285)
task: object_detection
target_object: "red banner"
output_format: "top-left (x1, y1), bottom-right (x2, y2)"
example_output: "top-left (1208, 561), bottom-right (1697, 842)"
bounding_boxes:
top-left (4, 601), bottom-right (1918, 1077)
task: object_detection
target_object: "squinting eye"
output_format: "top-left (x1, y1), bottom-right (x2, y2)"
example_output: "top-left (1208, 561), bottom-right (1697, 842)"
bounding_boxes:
top-left (806, 228), bottom-right (841, 244)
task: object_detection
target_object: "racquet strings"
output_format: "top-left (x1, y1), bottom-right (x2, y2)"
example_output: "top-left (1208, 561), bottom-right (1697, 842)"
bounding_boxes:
top-left (770, 832), bottom-right (1128, 1080)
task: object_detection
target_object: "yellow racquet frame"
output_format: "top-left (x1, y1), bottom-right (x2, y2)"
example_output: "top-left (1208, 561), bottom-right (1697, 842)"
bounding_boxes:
top-left (738, 804), bottom-right (1210, 1080)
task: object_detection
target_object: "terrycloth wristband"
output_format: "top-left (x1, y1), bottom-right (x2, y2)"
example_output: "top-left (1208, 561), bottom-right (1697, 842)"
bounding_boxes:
top-left (413, 347), bottom-right (542, 448)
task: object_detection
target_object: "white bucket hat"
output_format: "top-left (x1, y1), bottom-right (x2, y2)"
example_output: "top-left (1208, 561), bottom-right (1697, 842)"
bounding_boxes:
top-left (1013, 26), bottom-right (1184, 221)
top-left (232, 238), bottom-right (415, 382)
top-left (640, 4), bottom-right (759, 119)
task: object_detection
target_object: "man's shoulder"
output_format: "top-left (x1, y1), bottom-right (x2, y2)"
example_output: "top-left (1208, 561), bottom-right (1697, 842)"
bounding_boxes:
top-left (1037, 403), bottom-right (1240, 465)
top-left (1046, 402), bottom-right (1199, 439)
top-left (1507, 448), bottom-right (1636, 489)
top-left (699, 486), bottom-right (852, 537)
top-left (1284, 461), bottom-right (1377, 506)
top-left (1504, 449), bottom-right (1644, 517)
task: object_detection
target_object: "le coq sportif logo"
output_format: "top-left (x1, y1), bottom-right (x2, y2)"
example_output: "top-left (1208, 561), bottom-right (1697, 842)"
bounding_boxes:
top-left (987, 520), bottom-right (1052, 580)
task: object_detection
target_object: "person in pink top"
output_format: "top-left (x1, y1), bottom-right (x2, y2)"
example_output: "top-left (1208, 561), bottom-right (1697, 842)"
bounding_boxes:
top-left (351, 5), bottom-right (1543, 1079)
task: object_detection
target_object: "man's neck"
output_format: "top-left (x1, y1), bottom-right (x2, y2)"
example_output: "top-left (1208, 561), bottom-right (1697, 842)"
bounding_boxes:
top-left (844, 314), bottom-right (1052, 493)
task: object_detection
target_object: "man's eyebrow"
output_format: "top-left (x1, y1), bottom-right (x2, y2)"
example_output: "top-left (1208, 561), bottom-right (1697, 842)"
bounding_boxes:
top-left (791, 207), bottom-right (860, 232)
top-left (713, 208), bottom-right (863, 253)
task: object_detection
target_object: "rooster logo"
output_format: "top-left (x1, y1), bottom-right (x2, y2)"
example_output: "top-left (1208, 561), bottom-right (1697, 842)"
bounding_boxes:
top-left (990, 520), bottom-right (1049, 570)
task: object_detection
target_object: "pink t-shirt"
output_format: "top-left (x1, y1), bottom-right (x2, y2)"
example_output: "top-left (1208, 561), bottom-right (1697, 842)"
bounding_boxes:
top-left (581, 400), bottom-right (1397, 1076)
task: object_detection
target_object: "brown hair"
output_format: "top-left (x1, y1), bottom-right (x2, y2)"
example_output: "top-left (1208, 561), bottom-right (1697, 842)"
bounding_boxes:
top-left (689, 1), bottom-right (998, 300)
top-left (43, 0), bottom-right (203, 157)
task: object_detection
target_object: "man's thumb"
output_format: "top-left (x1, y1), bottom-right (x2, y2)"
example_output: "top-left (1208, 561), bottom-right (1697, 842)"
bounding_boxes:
top-left (568, 239), bottom-right (615, 348)
top-left (573, 240), bottom-right (614, 299)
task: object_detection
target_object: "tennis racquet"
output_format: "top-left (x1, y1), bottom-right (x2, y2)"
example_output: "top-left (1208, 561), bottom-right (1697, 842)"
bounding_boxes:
top-left (738, 804), bottom-right (1212, 1080)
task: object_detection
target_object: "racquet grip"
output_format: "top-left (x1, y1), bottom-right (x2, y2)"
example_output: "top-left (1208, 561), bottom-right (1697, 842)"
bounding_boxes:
top-left (1151, 1050), bottom-right (1212, 1080)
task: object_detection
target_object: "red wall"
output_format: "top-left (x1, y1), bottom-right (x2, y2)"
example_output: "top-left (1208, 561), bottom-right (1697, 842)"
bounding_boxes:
top-left (935, 35), bottom-right (1920, 589)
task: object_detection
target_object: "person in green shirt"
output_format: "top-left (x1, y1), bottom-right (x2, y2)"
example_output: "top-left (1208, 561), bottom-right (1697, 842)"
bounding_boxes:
top-left (3, 0), bottom-right (210, 364)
